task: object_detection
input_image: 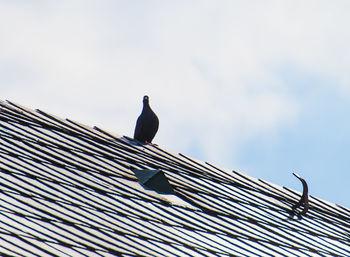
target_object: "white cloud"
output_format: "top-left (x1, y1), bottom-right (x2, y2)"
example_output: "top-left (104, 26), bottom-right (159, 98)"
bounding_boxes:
top-left (1, 1), bottom-right (349, 167)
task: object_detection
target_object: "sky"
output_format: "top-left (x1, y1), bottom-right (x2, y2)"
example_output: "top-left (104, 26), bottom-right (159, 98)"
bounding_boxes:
top-left (1, 1), bottom-right (350, 208)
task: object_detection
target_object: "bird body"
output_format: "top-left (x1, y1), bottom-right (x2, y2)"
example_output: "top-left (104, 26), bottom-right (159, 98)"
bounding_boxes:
top-left (134, 96), bottom-right (159, 143)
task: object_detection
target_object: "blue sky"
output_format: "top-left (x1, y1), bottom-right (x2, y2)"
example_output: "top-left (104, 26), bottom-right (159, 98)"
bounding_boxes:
top-left (2, 1), bottom-right (350, 208)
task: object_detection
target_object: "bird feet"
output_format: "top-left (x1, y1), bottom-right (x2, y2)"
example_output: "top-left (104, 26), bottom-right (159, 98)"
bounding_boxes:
top-left (146, 141), bottom-right (158, 146)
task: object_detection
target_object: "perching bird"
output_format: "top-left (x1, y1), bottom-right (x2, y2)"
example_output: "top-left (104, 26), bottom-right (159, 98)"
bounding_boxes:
top-left (134, 95), bottom-right (159, 144)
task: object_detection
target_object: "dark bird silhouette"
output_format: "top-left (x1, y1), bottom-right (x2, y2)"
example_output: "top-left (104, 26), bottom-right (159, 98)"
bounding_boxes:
top-left (134, 95), bottom-right (159, 144)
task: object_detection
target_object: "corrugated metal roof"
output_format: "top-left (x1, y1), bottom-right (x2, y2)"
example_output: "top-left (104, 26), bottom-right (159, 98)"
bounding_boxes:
top-left (0, 100), bottom-right (349, 256)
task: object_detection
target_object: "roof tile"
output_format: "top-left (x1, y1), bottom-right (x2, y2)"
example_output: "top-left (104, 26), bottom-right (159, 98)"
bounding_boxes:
top-left (0, 100), bottom-right (350, 256)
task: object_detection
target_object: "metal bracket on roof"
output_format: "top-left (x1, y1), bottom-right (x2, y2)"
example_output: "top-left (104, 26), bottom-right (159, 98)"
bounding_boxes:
top-left (290, 172), bottom-right (309, 220)
top-left (133, 169), bottom-right (175, 194)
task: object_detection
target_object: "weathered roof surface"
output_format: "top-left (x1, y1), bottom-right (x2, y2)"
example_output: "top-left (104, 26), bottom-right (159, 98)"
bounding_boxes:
top-left (0, 100), bottom-right (349, 257)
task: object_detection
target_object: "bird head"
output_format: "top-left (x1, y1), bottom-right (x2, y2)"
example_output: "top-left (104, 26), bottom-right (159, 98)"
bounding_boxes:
top-left (143, 95), bottom-right (149, 104)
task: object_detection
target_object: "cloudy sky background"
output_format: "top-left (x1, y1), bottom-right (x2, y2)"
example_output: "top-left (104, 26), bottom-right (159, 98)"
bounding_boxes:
top-left (2, 1), bottom-right (350, 207)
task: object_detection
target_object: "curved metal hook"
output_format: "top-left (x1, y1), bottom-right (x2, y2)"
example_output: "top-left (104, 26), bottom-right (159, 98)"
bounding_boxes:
top-left (291, 172), bottom-right (309, 219)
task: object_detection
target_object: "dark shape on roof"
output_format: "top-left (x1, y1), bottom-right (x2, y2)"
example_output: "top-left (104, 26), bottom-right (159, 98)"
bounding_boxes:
top-left (134, 95), bottom-right (159, 144)
top-left (133, 169), bottom-right (175, 194)
top-left (290, 172), bottom-right (309, 219)
top-left (0, 99), bottom-right (350, 256)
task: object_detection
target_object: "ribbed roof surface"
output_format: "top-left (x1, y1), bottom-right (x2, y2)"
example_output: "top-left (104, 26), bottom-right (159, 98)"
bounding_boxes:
top-left (0, 100), bottom-right (350, 256)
